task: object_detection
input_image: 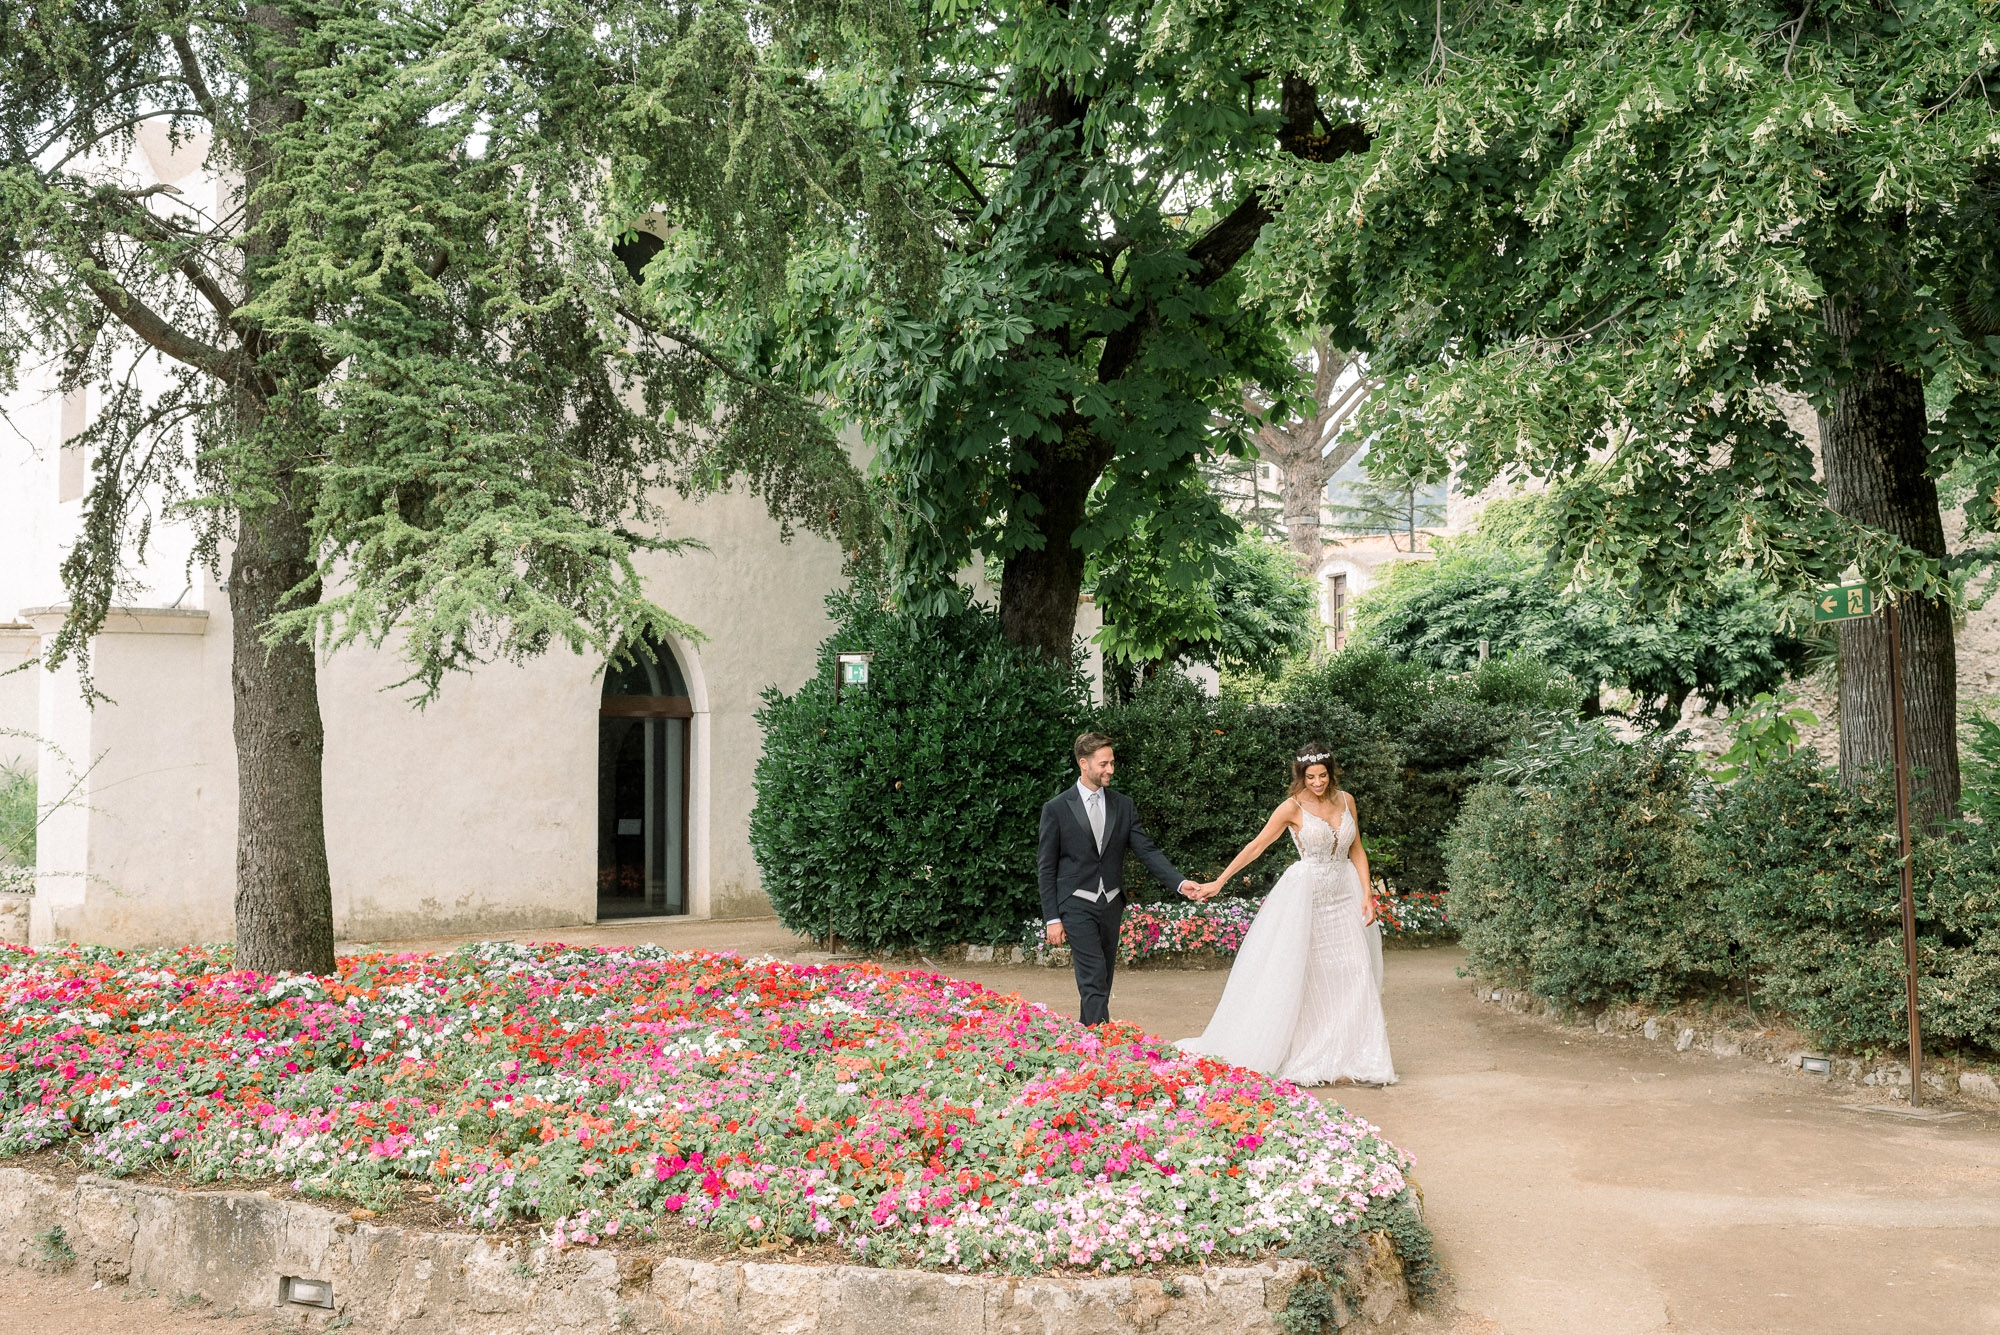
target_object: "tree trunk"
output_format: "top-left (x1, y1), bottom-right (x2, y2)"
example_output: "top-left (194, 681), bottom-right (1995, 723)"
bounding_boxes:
top-left (999, 430), bottom-right (1105, 658)
top-left (1818, 309), bottom-right (1959, 827)
top-left (1279, 464), bottom-right (1325, 570)
top-left (229, 487), bottom-right (336, 975)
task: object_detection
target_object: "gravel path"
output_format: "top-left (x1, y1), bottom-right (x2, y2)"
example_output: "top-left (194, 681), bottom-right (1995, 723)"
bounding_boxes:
top-left (4, 917), bottom-right (1993, 1334)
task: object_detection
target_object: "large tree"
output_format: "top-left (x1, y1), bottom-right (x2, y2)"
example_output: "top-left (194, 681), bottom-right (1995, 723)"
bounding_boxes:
top-left (620, 0), bottom-right (1368, 660)
top-left (1, 0), bottom-right (863, 971)
top-left (1261, 0), bottom-right (2000, 825)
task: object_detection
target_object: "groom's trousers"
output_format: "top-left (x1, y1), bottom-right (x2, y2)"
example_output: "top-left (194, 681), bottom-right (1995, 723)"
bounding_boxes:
top-left (1061, 895), bottom-right (1122, 1026)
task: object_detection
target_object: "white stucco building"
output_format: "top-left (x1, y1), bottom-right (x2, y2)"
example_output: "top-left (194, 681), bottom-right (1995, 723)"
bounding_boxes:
top-left (0, 126), bottom-right (880, 948)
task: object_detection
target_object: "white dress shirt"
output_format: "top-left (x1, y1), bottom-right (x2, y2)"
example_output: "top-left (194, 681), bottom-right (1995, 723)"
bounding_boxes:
top-left (1047, 780), bottom-right (1115, 927)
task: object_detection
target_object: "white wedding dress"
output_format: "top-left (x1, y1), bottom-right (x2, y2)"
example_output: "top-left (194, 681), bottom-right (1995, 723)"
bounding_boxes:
top-left (1177, 806), bottom-right (1397, 1086)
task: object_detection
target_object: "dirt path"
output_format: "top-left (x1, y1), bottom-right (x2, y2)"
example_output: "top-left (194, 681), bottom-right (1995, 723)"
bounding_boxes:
top-left (6, 919), bottom-right (1994, 1334)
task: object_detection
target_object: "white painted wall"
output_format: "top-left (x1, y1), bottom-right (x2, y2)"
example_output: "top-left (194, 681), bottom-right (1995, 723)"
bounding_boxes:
top-left (15, 477), bottom-right (844, 947)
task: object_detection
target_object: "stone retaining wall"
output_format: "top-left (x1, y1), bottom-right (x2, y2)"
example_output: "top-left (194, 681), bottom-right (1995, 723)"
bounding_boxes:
top-left (1472, 982), bottom-right (2000, 1105)
top-left (0, 1167), bottom-right (1408, 1333)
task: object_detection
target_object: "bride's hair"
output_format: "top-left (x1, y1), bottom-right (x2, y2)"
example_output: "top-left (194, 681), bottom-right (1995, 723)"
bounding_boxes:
top-left (1287, 743), bottom-right (1342, 800)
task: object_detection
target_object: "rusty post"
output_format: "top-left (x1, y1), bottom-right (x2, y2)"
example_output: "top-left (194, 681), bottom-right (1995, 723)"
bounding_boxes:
top-left (1885, 601), bottom-right (1924, 1107)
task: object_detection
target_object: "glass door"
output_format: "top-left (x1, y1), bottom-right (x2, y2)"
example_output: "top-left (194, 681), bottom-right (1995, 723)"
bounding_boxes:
top-left (597, 638), bottom-right (691, 918)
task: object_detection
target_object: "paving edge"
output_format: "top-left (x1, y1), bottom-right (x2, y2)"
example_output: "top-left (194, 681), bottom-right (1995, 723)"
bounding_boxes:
top-left (0, 1166), bottom-right (1411, 1334)
top-left (1469, 980), bottom-right (2000, 1105)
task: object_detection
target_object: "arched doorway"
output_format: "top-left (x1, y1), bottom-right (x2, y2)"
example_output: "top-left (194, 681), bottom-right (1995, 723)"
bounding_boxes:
top-left (598, 636), bottom-right (691, 918)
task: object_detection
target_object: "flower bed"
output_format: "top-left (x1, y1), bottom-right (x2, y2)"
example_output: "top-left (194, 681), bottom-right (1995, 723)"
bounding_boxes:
top-left (0, 942), bottom-right (1419, 1275)
top-left (1019, 890), bottom-right (1452, 967)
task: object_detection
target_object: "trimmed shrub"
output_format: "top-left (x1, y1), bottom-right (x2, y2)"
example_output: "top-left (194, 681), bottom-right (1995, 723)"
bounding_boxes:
top-left (1710, 755), bottom-right (2000, 1053)
top-left (1281, 649), bottom-right (1579, 895)
top-left (1094, 674), bottom-right (1401, 898)
top-left (753, 601), bottom-right (1573, 950)
top-left (1445, 728), bottom-right (1731, 1007)
top-left (750, 586), bottom-right (1089, 949)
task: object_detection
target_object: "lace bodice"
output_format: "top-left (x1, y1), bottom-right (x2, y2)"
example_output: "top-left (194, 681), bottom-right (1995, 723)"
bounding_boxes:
top-left (1290, 805), bottom-right (1353, 864)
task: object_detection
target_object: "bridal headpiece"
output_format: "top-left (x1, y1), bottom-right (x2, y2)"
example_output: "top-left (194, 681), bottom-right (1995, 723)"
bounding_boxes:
top-left (1295, 750), bottom-right (1331, 764)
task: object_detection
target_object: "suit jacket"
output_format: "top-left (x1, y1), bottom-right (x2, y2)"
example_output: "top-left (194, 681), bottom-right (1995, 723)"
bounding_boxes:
top-left (1038, 784), bottom-right (1186, 923)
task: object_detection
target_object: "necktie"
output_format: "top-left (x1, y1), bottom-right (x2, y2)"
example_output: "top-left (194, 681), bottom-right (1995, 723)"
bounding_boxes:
top-left (1087, 788), bottom-right (1105, 851)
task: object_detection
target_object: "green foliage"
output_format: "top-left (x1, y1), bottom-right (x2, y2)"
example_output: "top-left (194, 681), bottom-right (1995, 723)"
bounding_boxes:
top-left (1281, 648), bottom-right (1579, 895)
top-left (1709, 755), bottom-right (2000, 1053)
top-left (1262, 0), bottom-right (2000, 611)
top-left (1277, 1190), bottom-right (1439, 1331)
top-left (750, 585), bottom-right (1089, 950)
top-left (0, 0), bottom-right (869, 698)
top-left (623, 0), bottom-right (1361, 622)
top-left (1706, 692), bottom-right (1822, 785)
top-left (34, 1225), bottom-right (74, 1271)
top-left (1093, 674), bottom-right (1401, 899)
top-left (1093, 523), bottom-right (1319, 682)
top-left (1446, 729), bottom-right (1733, 1007)
top-left (1454, 732), bottom-right (2000, 1053)
top-left (0, 763), bottom-right (32, 872)
top-left (1958, 706), bottom-right (2000, 827)
top-left (754, 610), bottom-right (1576, 947)
top-left (1327, 453), bottom-right (1445, 549)
top-left (1356, 509), bottom-right (1807, 725)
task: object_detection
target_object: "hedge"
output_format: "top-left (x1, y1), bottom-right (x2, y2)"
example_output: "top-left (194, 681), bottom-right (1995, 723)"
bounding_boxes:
top-left (749, 586), bottom-right (1089, 949)
top-left (1447, 729), bottom-right (2000, 1055)
top-left (752, 597), bottom-right (1575, 950)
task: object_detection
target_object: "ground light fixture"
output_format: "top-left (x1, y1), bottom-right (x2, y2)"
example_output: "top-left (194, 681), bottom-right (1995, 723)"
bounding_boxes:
top-left (279, 1275), bottom-right (334, 1308)
top-left (1801, 1056), bottom-right (1833, 1076)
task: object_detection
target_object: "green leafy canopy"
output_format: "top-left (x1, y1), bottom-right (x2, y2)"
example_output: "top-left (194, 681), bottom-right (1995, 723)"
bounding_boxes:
top-left (1258, 0), bottom-right (2000, 608)
top-left (614, 0), bottom-right (1364, 619)
top-left (0, 0), bottom-right (870, 696)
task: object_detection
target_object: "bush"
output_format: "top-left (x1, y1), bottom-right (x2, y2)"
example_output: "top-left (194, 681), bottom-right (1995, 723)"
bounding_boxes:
top-left (1445, 726), bottom-right (1732, 1007)
top-left (1094, 674), bottom-right (1401, 898)
top-left (752, 598), bottom-right (1573, 950)
top-left (1710, 755), bottom-right (2000, 1053)
top-left (1447, 729), bottom-right (2000, 1055)
top-left (751, 586), bottom-right (1089, 949)
top-left (1279, 649), bottom-right (1579, 895)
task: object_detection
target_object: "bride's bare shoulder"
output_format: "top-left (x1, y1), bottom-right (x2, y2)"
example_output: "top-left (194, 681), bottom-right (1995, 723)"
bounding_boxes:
top-left (1270, 796), bottom-right (1303, 824)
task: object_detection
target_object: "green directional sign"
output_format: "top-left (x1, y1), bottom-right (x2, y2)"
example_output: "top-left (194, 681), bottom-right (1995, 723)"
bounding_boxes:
top-left (1813, 583), bottom-right (1877, 623)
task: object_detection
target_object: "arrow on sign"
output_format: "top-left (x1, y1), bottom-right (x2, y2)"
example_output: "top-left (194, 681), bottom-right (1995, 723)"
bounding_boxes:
top-left (1813, 583), bottom-right (1876, 623)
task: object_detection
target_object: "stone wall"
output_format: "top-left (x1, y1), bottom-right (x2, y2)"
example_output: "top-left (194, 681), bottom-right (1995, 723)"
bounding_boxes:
top-left (1471, 982), bottom-right (2000, 1106)
top-left (0, 1167), bottom-right (1411, 1334)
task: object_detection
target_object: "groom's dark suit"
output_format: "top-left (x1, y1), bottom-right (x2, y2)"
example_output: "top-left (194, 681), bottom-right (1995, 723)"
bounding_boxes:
top-left (1038, 784), bottom-right (1187, 1025)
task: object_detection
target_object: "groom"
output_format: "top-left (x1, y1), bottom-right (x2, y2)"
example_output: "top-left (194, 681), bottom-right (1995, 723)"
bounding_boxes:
top-left (1039, 732), bottom-right (1199, 1025)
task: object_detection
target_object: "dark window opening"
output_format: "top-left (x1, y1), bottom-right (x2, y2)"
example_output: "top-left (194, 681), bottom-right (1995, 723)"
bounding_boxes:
top-left (597, 635), bottom-right (690, 919)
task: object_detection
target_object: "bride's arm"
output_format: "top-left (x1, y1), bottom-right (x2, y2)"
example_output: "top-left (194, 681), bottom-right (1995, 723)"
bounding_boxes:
top-left (1347, 792), bottom-right (1379, 924)
top-left (1200, 802), bottom-right (1297, 898)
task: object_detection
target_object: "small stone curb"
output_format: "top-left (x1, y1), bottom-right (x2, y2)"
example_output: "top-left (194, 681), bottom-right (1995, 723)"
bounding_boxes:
top-left (1470, 981), bottom-right (1999, 1105)
top-left (0, 1166), bottom-right (1409, 1333)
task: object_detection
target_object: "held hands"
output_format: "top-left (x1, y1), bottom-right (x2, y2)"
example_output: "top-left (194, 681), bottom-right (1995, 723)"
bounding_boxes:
top-left (1362, 895), bottom-right (1380, 926)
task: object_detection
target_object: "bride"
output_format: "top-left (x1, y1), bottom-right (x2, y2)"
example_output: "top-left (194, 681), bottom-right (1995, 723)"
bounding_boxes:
top-left (1177, 744), bottom-right (1397, 1087)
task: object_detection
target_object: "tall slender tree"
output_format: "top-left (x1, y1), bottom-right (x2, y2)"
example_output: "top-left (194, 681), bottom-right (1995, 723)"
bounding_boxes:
top-left (1, 0), bottom-right (865, 971)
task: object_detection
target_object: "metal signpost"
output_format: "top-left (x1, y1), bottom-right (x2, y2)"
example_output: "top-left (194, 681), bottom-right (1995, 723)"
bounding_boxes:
top-left (1814, 583), bottom-right (1924, 1106)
